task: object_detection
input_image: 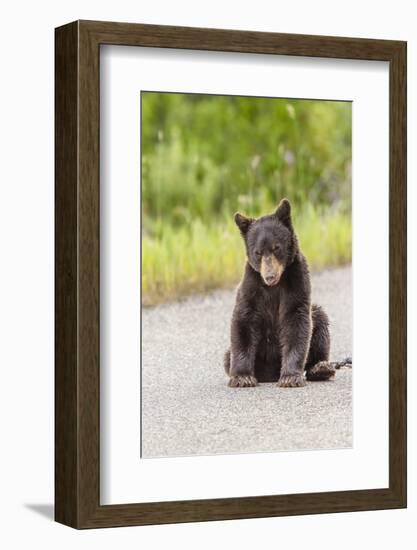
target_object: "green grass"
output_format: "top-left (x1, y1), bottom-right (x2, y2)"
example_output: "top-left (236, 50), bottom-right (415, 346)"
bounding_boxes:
top-left (142, 95), bottom-right (352, 230)
top-left (142, 205), bottom-right (351, 306)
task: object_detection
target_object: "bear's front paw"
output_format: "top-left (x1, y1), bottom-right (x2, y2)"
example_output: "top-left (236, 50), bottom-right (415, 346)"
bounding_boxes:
top-left (277, 373), bottom-right (306, 388)
top-left (228, 375), bottom-right (258, 388)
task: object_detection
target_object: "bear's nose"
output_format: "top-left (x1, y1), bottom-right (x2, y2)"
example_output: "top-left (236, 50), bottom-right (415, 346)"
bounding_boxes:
top-left (265, 275), bottom-right (276, 284)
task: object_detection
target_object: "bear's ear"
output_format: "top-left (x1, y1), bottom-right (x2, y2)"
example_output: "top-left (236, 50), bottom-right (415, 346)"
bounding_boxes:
top-left (234, 212), bottom-right (254, 235)
top-left (275, 198), bottom-right (292, 228)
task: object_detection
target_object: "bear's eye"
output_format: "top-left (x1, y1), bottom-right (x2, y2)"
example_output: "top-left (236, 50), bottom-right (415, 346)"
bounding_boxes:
top-left (273, 244), bottom-right (281, 253)
top-left (255, 250), bottom-right (262, 257)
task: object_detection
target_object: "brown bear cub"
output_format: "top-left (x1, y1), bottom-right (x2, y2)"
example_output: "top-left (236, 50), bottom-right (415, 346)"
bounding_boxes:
top-left (224, 198), bottom-right (335, 388)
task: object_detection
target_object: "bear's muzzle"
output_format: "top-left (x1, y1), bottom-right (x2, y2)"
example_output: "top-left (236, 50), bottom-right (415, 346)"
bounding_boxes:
top-left (260, 254), bottom-right (284, 286)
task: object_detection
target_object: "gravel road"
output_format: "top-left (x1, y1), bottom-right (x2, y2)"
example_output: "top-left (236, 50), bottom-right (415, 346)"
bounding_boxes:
top-left (141, 265), bottom-right (352, 458)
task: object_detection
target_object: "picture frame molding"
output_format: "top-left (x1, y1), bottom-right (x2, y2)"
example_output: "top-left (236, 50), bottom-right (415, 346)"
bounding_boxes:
top-left (55, 19), bottom-right (407, 529)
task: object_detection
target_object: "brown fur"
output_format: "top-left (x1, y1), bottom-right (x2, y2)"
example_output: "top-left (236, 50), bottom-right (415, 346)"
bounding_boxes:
top-left (224, 199), bottom-right (333, 388)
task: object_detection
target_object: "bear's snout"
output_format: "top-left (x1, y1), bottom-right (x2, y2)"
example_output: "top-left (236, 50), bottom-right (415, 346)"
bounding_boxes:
top-left (260, 254), bottom-right (284, 286)
top-left (264, 274), bottom-right (277, 285)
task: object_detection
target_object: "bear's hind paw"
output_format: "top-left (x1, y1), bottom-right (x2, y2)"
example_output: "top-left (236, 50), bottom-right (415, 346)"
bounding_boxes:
top-left (277, 373), bottom-right (306, 388)
top-left (228, 375), bottom-right (258, 388)
top-left (306, 361), bottom-right (336, 381)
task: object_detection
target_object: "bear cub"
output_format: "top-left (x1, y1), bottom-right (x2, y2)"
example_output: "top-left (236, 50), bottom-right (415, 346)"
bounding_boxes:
top-left (224, 198), bottom-right (335, 388)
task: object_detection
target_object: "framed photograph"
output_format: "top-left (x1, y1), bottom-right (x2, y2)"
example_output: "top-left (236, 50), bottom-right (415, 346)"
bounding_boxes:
top-left (55, 20), bottom-right (406, 528)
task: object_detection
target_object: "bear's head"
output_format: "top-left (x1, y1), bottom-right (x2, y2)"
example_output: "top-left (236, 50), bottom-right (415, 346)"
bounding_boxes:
top-left (234, 198), bottom-right (298, 287)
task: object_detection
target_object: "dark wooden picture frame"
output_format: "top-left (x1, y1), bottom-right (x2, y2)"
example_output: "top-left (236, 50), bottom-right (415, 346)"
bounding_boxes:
top-left (55, 20), bottom-right (407, 529)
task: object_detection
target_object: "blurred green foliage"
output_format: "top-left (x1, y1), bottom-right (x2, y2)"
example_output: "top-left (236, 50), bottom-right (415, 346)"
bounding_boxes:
top-left (141, 92), bottom-right (352, 305)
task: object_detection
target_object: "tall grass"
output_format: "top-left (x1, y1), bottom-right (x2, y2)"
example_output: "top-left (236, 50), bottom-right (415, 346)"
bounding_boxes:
top-left (142, 206), bottom-right (351, 306)
top-left (141, 93), bottom-right (352, 306)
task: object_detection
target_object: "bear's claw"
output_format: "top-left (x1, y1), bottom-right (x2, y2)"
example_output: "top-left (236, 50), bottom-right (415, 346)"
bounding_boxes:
top-left (277, 373), bottom-right (306, 388)
top-left (228, 375), bottom-right (258, 388)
